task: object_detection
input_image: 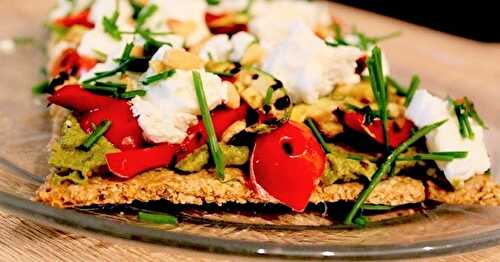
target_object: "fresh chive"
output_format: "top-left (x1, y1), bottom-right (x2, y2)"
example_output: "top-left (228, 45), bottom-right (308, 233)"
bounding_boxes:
top-left (347, 155), bottom-right (363, 161)
top-left (119, 42), bottom-right (134, 63)
top-left (135, 4), bottom-right (158, 31)
top-left (361, 204), bottom-right (393, 211)
top-left (137, 211), bottom-right (177, 225)
top-left (82, 59), bottom-right (133, 84)
top-left (464, 97), bottom-right (487, 129)
top-left (353, 215), bottom-right (368, 227)
top-left (242, 0), bottom-right (255, 15)
top-left (192, 71), bottom-right (225, 180)
top-left (206, 0), bottom-right (221, 5)
top-left (264, 87), bottom-right (273, 105)
top-left (83, 81), bottom-right (126, 96)
top-left (404, 75), bottom-right (420, 106)
top-left (397, 151), bottom-right (468, 162)
top-left (452, 101), bottom-right (475, 139)
top-left (344, 119), bottom-right (447, 225)
top-left (333, 23), bottom-right (348, 46)
top-left (306, 118), bottom-right (332, 154)
top-left (32, 80), bottom-right (50, 95)
top-left (142, 69), bottom-right (176, 85)
top-left (367, 47), bottom-right (389, 151)
top-left (78, 120), bottom-right (112, 151)
top-left (102, 9), bottom-right (121, 40)
top-left (386, 76), bottom-right (407, 96)
top-left (120, 90), bottom-right (146, 99)
top-left (352, 28), bottom-right (401, 50)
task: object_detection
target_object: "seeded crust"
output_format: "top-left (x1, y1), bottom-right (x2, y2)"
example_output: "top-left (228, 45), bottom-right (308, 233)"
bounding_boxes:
top-left (35, 167), bottom-right (426, 208)
top-left (428, 175), bottom-right (500, 206)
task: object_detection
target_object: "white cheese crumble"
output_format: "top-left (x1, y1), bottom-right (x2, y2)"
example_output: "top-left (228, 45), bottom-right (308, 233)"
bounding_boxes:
top-left (77, 0), bottom-right (134, 59)
top-left (0, 39), bottom-right (16, 55)
top-left (132, 70), bottom-right (229, 144)
top-left (249, 0), bottom-right (331, 49)
top-left (262, 22), bottom-right (362, 104)
top-left (199, 34), bottom-right (233, 62)
top-left (48, 0), bottom-right (94, 21)
top-left (230, 31), bottom-right (256, 62)
top-left (405, 89), bottom-right (491, 184)
top-left (145, 0), bottom-right (209, 47)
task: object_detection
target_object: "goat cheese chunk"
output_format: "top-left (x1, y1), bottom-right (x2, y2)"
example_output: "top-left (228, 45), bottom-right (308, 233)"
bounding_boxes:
top-left (77, 0), bottom-right (134, 59)
top-left (132, 69), bottom-right (228, 144)
top-left (262, 22), bottom-right (362, 104)
top-left (199, 35), bottom-right (233, 61)
top-left (230, 31), bottom-right (256, 62)
top-left (405, 89), bottom-right (491, 184)
top-left (249, 0), bottom-right (331, 48)
top-left (145, 0), bottom-right (209, 47)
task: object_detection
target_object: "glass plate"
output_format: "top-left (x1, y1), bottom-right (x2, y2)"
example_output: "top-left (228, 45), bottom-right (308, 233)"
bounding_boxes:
top-left (1, 1), bottom-right (500, 260)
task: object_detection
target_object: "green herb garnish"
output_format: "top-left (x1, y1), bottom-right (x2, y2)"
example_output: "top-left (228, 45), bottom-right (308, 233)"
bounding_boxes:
top-left (404, 75), bottom-right (420, 106)
top-left (464, 97), bottom-right (487, 129)
top-left (32, 80), bottom-right (50, 95)
top-left (192, 71), bottom-right (225, 180)
top-left (367, 47), bottom-right (389, 151)
top-left (206, 0), bottom-right (221, 5)
top-left (361, 204), bottom-right (394, 211)
top-left (82, 59), bottom-right (133, 84)
top-left (386, 77), bottom-right (407, 96)
top-left (137, 211), bottom-right (177, 225)
top-left (353, 29), bottom-right (401, 50)
top-left (263, 87), bottom-right (273, 105)
top-left (344, 120), bottom-right (447, 225)
top-left (450, 98), bottom-right (476, 139)
top-left (118, 42), bottom-right (134, 63)
top-left (102, 2), bottom-right (121, 40)
top-left (306, 118), bottom-right (332, 154)
top-left (397, 151), bottom-right (467, 162)
top-left (83, 81), bottom-right (127, 96)
top-left (135, 4), bottom-right (158, 31)
top-left (119, 90), bottom-right (146, 99)
top-left (142, 69), bottom-right (176, 85)
top-left (78, 120), bottom-right (112, 151)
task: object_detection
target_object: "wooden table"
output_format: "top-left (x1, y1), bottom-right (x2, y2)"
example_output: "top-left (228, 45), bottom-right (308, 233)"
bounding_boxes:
top-left (1, 1), bottom-right (499, 261)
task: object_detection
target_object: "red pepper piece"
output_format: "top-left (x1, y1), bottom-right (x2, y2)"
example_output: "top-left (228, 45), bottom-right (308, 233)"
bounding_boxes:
top-left (106, 144), bottom-right (178, 179)
top-left (205, 12), bottom-right (248, 36)
top-left (250, 121), bottom-right (326, 212)
top-left (343, 111), bottom-right (414, 148)
top-left (53, 9), bottom-right (94, 29)
top-left (48, 85), bottom-right (118, 112)
top-left (177, 103), bottom-right (249, 159)
top-left (106, 104), bottom-right (249, 179)
top-left (79, 101), bottom-right (145, 151)
top-left (51, 48), bottom-right (97, 77)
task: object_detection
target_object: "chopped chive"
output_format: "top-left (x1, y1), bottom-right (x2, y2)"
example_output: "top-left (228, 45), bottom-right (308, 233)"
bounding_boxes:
top-left (83, 81), bottom-right (126, 96)
top-left (264, 87), bottom-right (273, 105)
top-left (333, 23), bottom-right (348, 46)
top-left (120, 90), bottom-right (146, 99)
top-left (353, 215), bottom-right (368, 227)
top-left (32, 80), bottom-right (50, 95)
top-left (142, 69), bottom-right (176, 85)
top-left (305, 118), bottom-right (331, 154)
top-left (78, 120), bottom-right (112, 151)
top-left (352, 28), bottom-right (401, 50)
top-left (192, 71), bottom-right (225, 180)
top-left (137, 211), bottom-right (177, 225)
top-left (347, 155), bottom-right (363, 161)
top-left (367, 47), bottom-right (389, 152)
top-left (404, 75), bottom-right (420, 106)
top-left (206, 0), bottom-right (221, 5)
top-left (361, 204), bottom-right (393, 211)
top-left (102, 8), bottom-right (121, 40)
top-left (452, 101), bottom-right (475, 139)
top-left (82, 59), bottom-right (133, 84)
top-left (135, 4), bottom-right (158, 31)
top-left (119, 42), bottom-right (134, 63)
top-left (344, 119), bottom-right (447, 225)
top-left (386, 76), bottom-right (407, 96)
top-left (397, 151), bottom-right (468, 162)
top-left (464, 97), bottom-right (487, 129)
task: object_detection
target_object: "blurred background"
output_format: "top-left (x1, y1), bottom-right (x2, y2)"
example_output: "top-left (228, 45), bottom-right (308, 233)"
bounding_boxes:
top-left (334, 0), bottom-right (499, 42)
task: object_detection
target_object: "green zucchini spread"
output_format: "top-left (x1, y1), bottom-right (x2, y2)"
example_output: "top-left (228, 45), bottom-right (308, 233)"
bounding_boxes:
top-left (175, 144), bottom-right (250, 172)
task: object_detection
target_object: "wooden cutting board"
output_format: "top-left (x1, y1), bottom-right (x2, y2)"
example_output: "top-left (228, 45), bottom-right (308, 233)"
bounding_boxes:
top-left (0, 1), bottom-right (499, 261)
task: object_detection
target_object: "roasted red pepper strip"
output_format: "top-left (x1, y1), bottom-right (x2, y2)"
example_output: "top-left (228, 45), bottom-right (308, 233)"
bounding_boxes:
top-left (107, 104), bottom-right (249, 179)
top-left (250, 121), bottom-right (326, 212)
top-left (106, 144), bottom-right (179, 179)
top-left (205, 12), bottom-right (248, 36)
top-left (49, 85), bottom-right (145, 150)
top-left (51, 48), bottom-right (97, 77)
top-left (343, 111), bottom-right (414, 148)
top-left (48, 85), bottom-right (118, 112)
top-left (53, 9), bottom-right (94, 29)
top-left (79, 101), bottom-right (145, 150)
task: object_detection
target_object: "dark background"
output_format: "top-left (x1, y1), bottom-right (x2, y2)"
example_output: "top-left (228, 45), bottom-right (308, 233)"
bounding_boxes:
top-left (333, 0), bottom-right (499, 42)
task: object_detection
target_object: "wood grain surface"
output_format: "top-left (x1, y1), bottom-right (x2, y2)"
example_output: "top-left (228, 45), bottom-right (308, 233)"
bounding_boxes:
top-left (0, 1), bottom-right (499, 261)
